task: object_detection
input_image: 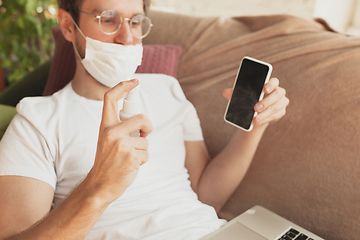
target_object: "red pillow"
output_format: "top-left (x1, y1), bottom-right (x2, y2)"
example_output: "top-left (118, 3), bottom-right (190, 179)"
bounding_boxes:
top-left (43, 27), bottom-right (182, 96)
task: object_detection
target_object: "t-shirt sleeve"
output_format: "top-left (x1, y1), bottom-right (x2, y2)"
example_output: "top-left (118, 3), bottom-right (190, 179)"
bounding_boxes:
top-left (182, 101), bottom-right (204, 142)
top-left (167, 77), bottom-right (204, 142)
top-left (0, 113), bottom-right (57, 189)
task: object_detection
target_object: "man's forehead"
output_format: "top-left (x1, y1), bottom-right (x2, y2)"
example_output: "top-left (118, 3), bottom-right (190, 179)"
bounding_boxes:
top-left (81, 0), bottom-right (144, 15)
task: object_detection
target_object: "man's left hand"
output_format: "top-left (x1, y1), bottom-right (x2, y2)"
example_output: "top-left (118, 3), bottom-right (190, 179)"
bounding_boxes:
top-left (223, 77), bottom-right (289, 128)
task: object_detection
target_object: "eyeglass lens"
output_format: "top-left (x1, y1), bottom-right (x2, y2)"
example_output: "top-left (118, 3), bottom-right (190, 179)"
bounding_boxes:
top-left (99, 11), bottom-right (152, 38)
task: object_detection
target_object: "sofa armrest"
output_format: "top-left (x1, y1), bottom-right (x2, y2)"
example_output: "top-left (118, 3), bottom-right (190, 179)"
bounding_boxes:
top-left (0, 61), bottom-right (51, 107)
top-left (0, 104), bottom-right (17, 140)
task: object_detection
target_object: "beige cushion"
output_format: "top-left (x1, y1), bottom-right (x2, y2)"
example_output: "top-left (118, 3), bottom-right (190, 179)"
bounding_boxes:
top-left (144, 10), bottom-right (360, 240)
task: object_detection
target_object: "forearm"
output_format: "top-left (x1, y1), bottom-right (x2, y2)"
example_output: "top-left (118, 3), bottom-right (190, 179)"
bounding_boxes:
top-left (197, 124), bottom-right (268, 212)
top-left (5, 177), bottom-right (110, 240)
top-left (194, 77), bottom-right (288, 211)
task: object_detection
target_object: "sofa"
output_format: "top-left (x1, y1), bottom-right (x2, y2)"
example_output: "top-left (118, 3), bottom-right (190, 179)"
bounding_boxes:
top-left (1, 10), bottom-right (360, 240)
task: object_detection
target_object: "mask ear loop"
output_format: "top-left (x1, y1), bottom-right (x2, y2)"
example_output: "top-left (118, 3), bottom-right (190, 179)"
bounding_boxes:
top-left (71, 17), bottom-right (87, 61)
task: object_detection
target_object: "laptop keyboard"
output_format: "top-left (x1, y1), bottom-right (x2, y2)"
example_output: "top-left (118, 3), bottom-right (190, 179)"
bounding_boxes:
top-left (278, 228), bottom-right (315, 240)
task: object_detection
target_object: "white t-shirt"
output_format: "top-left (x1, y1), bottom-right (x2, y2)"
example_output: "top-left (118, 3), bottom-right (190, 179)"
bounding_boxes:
top-left (0, 74), bottom-right (226, 239)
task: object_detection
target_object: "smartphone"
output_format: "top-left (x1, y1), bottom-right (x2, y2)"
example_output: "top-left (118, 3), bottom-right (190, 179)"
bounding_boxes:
top-left (224, 56), bottom-right (273, 131)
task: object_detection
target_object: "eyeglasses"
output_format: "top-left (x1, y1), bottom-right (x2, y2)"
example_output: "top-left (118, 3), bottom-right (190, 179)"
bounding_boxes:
top-left (79, 10), bottom-right (153, 39)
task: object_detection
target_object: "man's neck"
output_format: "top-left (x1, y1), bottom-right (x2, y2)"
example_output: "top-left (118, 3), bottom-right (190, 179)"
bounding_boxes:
top-left (71, 60), bottom-right (110, 101)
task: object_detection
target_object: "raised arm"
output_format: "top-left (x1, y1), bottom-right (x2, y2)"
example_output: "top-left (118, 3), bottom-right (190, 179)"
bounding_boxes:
top-left (0, 79), bottom-right (153, 240)
top-left (185, 78), bottom-right (289, 212)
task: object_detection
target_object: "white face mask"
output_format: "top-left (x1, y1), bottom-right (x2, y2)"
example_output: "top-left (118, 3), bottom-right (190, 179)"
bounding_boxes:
top-left (72, 20), bottom-right (143, 88)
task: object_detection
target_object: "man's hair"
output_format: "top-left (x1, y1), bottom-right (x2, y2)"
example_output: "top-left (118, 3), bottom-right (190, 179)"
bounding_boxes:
top-left (57, 0), bottom-right (152, 24)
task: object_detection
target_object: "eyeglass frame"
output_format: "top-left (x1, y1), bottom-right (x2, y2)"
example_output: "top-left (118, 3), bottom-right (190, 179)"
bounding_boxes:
top-left (78, 10), bottom-right (153, 39)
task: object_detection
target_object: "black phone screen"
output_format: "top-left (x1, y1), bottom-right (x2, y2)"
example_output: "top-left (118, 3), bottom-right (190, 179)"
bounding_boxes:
top-left (225, 58), bottom-right (270, 130)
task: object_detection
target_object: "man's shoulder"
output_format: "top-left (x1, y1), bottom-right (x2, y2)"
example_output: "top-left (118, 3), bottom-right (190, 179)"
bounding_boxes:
top-left (134, 73), bottom-right (182, 93)
top-left (134, 73), bottom-right (178, 85)
top-left (134, 73), bottom-right (188, 103)
top-left (16, 84), bottom-right (71, 121)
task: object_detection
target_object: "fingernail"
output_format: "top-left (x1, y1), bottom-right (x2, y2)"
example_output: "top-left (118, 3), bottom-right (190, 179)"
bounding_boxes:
top-left (131, 79), bottom-right (138, 83)
top-left (256, 103), bottom-right (264, 111)
top-left (265, 86), bottom-right (271, 93)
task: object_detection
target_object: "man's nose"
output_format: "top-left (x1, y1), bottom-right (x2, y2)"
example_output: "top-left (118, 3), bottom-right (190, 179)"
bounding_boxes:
top-left (114, 20), bottom-right (134, 45)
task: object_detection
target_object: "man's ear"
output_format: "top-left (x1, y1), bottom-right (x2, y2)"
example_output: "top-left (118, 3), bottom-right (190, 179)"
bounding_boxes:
top-left (57, 8), bottom-right (76, 43)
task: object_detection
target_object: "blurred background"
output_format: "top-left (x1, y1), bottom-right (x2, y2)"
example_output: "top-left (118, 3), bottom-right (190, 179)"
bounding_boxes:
top-left (152, 0), bottom-right (316, 20)
top-left (1, 0), bottom-right (360, 90)
top-left (151, 0), bottom-right (360, 34)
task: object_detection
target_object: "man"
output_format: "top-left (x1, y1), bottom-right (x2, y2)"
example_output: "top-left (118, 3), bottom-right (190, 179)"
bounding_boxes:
top-left (0, 0), bottom-right (289, 239)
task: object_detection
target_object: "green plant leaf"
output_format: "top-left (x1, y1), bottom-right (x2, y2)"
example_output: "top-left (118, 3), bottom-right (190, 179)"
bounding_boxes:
top-left (17, 17), bottom-right (26, 29)
top-left (25, 0), bottom-right (36, 14)
top-left (1, 59), bottom-right (12, 68)
top-left (0, 0), bottom-right (58, 84)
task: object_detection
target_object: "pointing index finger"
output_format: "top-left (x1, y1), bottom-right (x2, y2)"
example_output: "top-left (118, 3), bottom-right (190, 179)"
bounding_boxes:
top-left (101, 79), bottom-right (139, 127)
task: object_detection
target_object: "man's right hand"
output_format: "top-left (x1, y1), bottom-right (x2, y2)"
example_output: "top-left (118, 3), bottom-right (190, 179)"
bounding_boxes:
top-left (85, 79), bottom-right (153, 204)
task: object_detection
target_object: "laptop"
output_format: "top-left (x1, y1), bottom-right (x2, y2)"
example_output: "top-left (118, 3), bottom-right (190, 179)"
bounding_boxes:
top-left (200, 205), bottom-right (324, 240)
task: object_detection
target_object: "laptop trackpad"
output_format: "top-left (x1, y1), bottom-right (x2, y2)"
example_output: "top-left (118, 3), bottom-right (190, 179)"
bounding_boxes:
top-left (208, 221), bottom-right (268, 240)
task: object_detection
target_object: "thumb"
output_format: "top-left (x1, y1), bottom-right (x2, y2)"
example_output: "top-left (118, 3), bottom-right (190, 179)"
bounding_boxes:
top-left (223, 88), bottom-right (233, 100)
